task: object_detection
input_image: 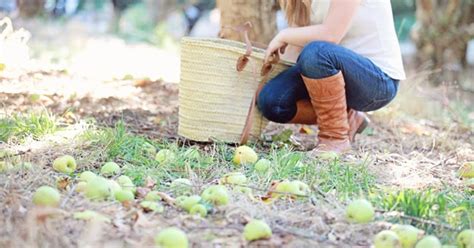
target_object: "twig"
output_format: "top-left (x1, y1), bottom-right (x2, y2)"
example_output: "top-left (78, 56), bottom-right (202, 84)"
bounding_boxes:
top-left (377, 209), bottom-right (461, 231)
top-left (220, 182), bottom-right (310, 198)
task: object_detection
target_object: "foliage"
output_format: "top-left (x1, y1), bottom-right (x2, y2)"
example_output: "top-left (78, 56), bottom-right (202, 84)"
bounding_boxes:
top-left (0, 111), bottom-right (57, 142)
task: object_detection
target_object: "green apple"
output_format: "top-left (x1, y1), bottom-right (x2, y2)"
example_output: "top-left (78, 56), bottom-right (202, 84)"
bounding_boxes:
top-left (219, 172), bottom-right (247, 185)
top-left (457, 229), bottom-right (474, 248)
top-left (32, 186), bottom-right (61, 207)
top-left (391, 224), bottom-right (424, 248)
top-left (155, 149), bottom-right (176, 164)
top-left (459, 162), bottom-right (474, 178)
top-left (291, 180), bottom-right (311, 196)
top-left (318, 151), bottom-right (339, 161)
top-left (201, 185), bottom-right (230, 206)
top-left (374, 230), bottom-right (401, 248)
top-left (274, 180), bottom-right (299, 198)
top-left (115, 190), bottom-right (135, 203)
top-left (107, 179), bottom-right (122, 197)
top-left (232, 146), bottom-right (258, 166)
top-left (73, 210), bottom-right (110, 223)
top-left (100, 162), bottom-right (121, 176)
top-left (79, 171), bottom-right (96, 182)
top-left (117, 175), bottom-right (136, 193)
top-left (175, 196), bottom-right (188, 208)
top-left (155, 227), bottom-right (188, 248)
top-left (140, 201), bottom-right (164, 213)
top-left (52, 155), bottom-right (77, 174)
top-left (180, 195), bottom-right (201, 212)
top-left (170, 178), bottom-right (193, 196)
top-left (189, 204), bottom-right (207, 217)
top-left (76, 181), bottom-right (88, 193)
top-left (254, 159), bottom-right (271, 173)
top-left (243, 219), bottom-right (272, 241)
top-left (415, 236), bottom-right (442, 248)
top-left (85, 176), bottom-right (110, 201)
top-left (142, 142), bottom-right (156, 157)
top-left (184, 148), bottom-right (200, 161)
top-left (345, 199), bottom-right (375, 223)
top-left (145, 191), bottom-right (162, 201)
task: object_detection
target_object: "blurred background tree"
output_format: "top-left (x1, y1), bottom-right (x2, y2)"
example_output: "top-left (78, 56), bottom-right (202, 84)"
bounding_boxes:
top-left (17, 0), bottom-right (45, 17)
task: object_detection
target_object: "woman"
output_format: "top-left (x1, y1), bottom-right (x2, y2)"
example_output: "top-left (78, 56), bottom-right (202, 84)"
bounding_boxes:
top-left (258, 0), bottom-right (405, 153)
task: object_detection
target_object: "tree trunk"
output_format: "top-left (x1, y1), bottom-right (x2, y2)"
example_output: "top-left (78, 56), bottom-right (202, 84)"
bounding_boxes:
top-left (217, 0), bottom-right (278, 45)
top-left (17, 0), bottom-right (45, 17)
top-left (412, 0), bottom-right (474, 85)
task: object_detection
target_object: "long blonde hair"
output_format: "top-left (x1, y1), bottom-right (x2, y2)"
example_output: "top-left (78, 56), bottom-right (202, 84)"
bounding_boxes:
top-left (279, 0), bottom-right (313, 27)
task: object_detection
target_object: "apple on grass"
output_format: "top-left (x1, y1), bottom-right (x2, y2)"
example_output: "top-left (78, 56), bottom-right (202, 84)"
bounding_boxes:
top-left (85, 176), bottom-right (110, 201)
top-left (100, 162), bottom-right (121, 176)
top-left (33, 186), bottom-right (61, 207)
top-left (243, 219), bottom-right (272, 241)
top-left (115, 190), bottom-right (134, 203)
top-left (201, 185), bottom-right (230, 206)
top-left (140, 201), bottom-right (164, 213)
top-left (155, 227), bottom-right (188, 248)
top-left (144, 191), bottom-right (162, 201)
top-left (273, 180), bottom-right (299, 199)
top-left (76, 181), bottom-right (88, 193)
top-left (232, 146), bottom-right (258, 166)
top-left (374, 230), bottom-right (401, 248)
top-left (457, 229), bottom-right (474, 248)
top-left (391, 224), bottom-right (424, 248)
top-left (415, 236), bottom-right (441, 248)
top-left (189, 204), bottom-right (207, 217)
top-left (155, 149), bottom-right (176, 164)
top-left (117, 175), bottom-right (136, 193)
top-left (254, 159), bottom-right (271, 173)
top-left (345, 199), bottom-right (375, 224)
top-left (170, 178), bottom-right (193, 196)
top-left (219, 172), bottom-right (247, 185)
top-left (79, 171), bottom-right (96, 183)
top-left (52, 155), bottom-right (77, 174)
top-left (180, 195), bottom-right (201, 212)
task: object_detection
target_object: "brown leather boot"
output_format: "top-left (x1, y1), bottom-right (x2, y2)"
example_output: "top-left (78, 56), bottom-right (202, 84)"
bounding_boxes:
top-left (301, 72), bottom-right (351, 153)
top-left (289, 100), bottom-right (370, 142)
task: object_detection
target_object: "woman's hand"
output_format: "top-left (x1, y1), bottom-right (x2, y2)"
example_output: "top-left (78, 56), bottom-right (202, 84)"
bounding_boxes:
top-left (264, 31), bottom-right (288, 63)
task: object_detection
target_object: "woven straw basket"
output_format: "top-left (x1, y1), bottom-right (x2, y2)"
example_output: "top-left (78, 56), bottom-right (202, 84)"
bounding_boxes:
top-left (179, 37), bottom-right (293, 143)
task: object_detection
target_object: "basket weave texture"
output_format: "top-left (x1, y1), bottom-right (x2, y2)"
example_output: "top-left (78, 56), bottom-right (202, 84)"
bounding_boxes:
top-left (179, 37), bottom-right (293, 143)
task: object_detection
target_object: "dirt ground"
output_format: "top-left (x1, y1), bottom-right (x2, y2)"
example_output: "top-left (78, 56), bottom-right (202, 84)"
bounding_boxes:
top-left (1, 17), bottom-right (473, 247)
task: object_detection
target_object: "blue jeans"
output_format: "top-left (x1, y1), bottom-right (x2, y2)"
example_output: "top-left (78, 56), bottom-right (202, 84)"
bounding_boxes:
top-left (257, 41), bottom-right (400, 123)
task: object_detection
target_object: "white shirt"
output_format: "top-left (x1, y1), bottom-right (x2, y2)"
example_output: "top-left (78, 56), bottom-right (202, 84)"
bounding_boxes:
top-left (311, 0), bottom-right (406, 80)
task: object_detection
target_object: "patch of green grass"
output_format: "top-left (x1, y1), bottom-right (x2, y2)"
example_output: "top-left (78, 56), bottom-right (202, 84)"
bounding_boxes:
top-left (371, 188), bottom-right (473, 242)
top-left (0, 112), bottom-right (57, 142)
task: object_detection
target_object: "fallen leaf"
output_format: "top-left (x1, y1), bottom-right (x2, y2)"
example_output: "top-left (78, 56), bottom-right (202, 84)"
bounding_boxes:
top-left (299, 125), bottom-right (315, 135)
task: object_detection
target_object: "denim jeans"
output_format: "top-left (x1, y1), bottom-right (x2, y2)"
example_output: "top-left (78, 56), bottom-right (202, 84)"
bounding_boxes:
top-left (257, 41), bottom-right (400, 123)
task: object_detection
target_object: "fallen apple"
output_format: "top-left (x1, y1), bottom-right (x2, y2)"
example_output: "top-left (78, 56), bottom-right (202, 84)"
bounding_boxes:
top-left (274, 180), bottom-right (299, 198)
top-left (170, 178), bottom-right (193, 196)
top-left (374, 230), bottom-right (401, 248)
top-left (140, 201), bottom-right (164, 213)
top-left (117, 175), bottom-right (136, 193)
top-left (155, 227), bottom-right (188, 248)
top-left (79, 171), bottom-right (96, 182)
top-left (180, 195), bottom-right (202, 212)
top-left (220, 172), bottom-right (247, 185)
top-left (291, 180), bottom-right (311, 196)
top-left (318, 151), bottom-right (339, 161)
top-left (254, 159), bottom-right (271, 173)
top-left (189, 204), bottom-right (207, 217)
top-left (52, 155), bottom-right (77, 174)
top-left (345, 199), bottom-right (375, 224)
top-left (201, 185), bottom-right (230, 206)
top-left (73, 210), bottom-right (110, 223)
top-left (145, 191), bottom-right (162, 201)
top-left (243, 219), bottom-right (272, 241)
top-left (415, 236), bottom-right (442, 248)
top-left (76, 181), bottom-right (88, 193)
top-left (232, 146), bottom-right (258, 166)
top-left (459, 162), bottom-right (474, 178)
top-left (100, 162), bottom-right (121, 176)
top-left (457, 229), bottom-right (474, 248)
top-left (155, 149), bottom-right (176, 164)
top-left (85, 176), bottom-right (110, 201)
top-left (115, 189), bottom-right (134, 203)
top-left (33, 186), bottom-right (61, 207)
top-left (391, 224), bottom-right (424, 248)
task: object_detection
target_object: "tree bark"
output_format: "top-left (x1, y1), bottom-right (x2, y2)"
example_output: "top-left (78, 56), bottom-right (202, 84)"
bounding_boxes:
top-left (412, 0), bottom-right (474, 85)
top-left (17, 0), bottom-right (45, 17)
top-left (217, 0), bottom-right (278, 45)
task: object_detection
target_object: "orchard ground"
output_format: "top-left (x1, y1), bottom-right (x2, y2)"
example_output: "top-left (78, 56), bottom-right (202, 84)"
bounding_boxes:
top-left (0, 18), bottom-right (473, 247)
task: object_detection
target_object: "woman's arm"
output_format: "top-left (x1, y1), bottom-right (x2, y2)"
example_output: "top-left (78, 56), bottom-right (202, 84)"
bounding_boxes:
top-left (265, 0), bottom-right (361, 62)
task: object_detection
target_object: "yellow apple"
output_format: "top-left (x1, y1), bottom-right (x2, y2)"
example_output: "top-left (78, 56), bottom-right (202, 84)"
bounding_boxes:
top-left (220, 172), bottom-right (247, 185)
top-left (291, 180), bottom-right (311, 196)
top-left (457, 229), bottom-right (474, 248)
top-left (415, 236), bottom-right (442, 248)
top-left (100, 162), bottom-right (121, 176)
top-left (232, 146), bottom-right (258, 166)
top-left (274, 180), bottom-right (299, 198)
top-left (33, 186), bottom-right (61, 207)
top-left (155, 227), bottom-right (188, 248)
top-left (374, 230), bottom-right (401, 248)
top-left (243, 219), bottom-right (272, 241)
top-left (201, 185), bottom-right (229, 206)
top-left (52, 155), bottom-right (77, 174)
top-left (345, 199), bottom-right (375, 223)
top-left (189, 204), bottom-right (207, 217)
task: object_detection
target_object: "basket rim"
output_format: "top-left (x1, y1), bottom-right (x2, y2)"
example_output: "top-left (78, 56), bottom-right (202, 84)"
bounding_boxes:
top-left (181, 36), bottom-right (295, 67)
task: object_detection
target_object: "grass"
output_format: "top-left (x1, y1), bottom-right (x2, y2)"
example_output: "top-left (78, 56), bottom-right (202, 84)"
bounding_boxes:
top-left (0, 111), bottom-right (57, 142)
